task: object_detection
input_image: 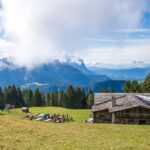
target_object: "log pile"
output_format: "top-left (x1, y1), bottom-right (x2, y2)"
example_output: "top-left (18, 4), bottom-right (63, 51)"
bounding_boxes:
top-left (23, 113), bottom-right (73, 123)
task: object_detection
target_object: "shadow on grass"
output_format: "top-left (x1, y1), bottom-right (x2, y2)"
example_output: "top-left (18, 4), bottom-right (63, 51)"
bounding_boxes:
top-left (0, 112), bottom-right (5, 115)
top-left (0, 109), bottom-right (6, 115)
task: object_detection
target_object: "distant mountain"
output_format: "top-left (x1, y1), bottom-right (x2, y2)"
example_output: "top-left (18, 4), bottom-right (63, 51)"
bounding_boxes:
top-left (0, 58), bottom-right (16, 70)
top-left (91, 80), bottom-right (125, 93)
top-left (24, 61), bottom-right (94, 86)
top-left (0, 58), bottom-right (110, 91)
top-left (64, 56), bottom-right (95, 75)
top-left (2, 56), bottom-right (148, 93)
top-left (0, 67), bottom-right (26, 86)
top-left (89, 67), bottom-right (150, 81)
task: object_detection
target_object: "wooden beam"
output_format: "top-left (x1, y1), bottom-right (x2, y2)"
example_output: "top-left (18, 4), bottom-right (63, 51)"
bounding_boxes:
top-left (112, 113), bottom-right (115, 124)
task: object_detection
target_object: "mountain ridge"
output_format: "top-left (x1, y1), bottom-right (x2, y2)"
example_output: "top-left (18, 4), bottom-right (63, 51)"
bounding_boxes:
top-left (0, 57), bottom-right (148, 92)
top-left (0, 57), bottom-right (110, 91)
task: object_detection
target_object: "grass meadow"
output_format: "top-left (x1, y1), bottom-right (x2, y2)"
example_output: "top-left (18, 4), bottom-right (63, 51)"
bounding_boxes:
top-left (0, 107), bottom-right (150, 150)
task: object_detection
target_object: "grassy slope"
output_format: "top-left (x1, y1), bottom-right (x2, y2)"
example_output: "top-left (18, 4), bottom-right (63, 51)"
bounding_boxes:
top-left (0, 107), bottom-right (150, 150)
top-left (5, 107), bottom-right (92, 122)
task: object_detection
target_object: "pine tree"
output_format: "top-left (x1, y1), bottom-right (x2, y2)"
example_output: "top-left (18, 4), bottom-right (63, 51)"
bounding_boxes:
top-left (79, 88), bottom-right (87, 108)
top-left (17, 87), bottom-right (24, 107)
top-left (111, 89), bottom-right (116, 93)
top-left (49, 92), bottom-right (55, 106)
top-left (4, 87), bottom-right (9, 104)
top-left (66, 85), bottom-right (75, 108)
top-left (62, 92), bottom-right (68, 108)
top-left (11, 85), bottom-right (18, 106)
top-left (23, 90), bottom-right (33, 107)
top-left (124, 80), bottom-right (140, 93)
top-left (87, 89), bottom-right (94, 108)
top-left (45, 93), bottom-right (50, 106)
top-left (138, 82), bottom-right (144, 93)
top-left (33, 88), bottom-right (43, 106)
top-left (100, 88), bottom-right (110, 93)
top-left (130, 80), bottom-right (139, 93)
top-left (75, 86), bottom-right (81, 108)
top-left (75, 86), bottom-right (86, 108)
top-left (143, 73), bottom-right (150, 92)
top-left (54, 91), bottom-right (58, 106)
top-left (123, 81), bottom-right (131, 93)
top-left (58, 91), bottom-right (63, 106)
top-left (0, 87), bottom-right (4, 109)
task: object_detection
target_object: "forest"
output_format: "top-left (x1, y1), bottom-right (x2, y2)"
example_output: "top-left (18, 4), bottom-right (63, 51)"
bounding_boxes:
top-left (0, 73), bottom-right (150, 109)
top-left (0, 85), bottom-right (94, 109)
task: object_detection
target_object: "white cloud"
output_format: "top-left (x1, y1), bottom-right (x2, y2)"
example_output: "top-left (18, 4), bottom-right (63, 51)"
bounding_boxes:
top-left (118, 28), bottom-right (150, 33)
top-left (77, 41), bottom-right (150, 67)
top-left (0, 0), bottom-right (149, 68)
top-left (0, 39), bottom-right (16, 58)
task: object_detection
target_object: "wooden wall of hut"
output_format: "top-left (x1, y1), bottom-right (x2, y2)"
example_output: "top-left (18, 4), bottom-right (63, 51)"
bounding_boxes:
top-left (114, 107), bottom-right (150, 125)
top-left (94, 109), bottom-right (112, 123)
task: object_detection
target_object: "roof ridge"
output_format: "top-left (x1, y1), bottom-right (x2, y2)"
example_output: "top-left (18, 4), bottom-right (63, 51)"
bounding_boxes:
top-left (94, 95), bottom-right (126, 106)
top-left (135, 95), bottom-right (150, 106)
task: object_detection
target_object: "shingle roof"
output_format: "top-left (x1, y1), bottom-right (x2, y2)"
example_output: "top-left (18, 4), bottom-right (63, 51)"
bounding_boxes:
top-left (92, 93), bottom-right (150, 112)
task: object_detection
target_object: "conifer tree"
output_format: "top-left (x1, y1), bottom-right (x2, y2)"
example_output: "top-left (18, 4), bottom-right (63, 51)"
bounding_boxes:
top-left (58, 91), bottom-right (63, 106)
top-left (66, 85), bottom-right (75, 108)
top-left (87, 89), bottom-right (94, 108)
top-left (17, 87), bottom-right (24, 107)
top-left (45, 93), bottom-right (50, 106)
top-left (33, 88), bottom-right (43, 106)
top-left (0, 87), bottom-right (4, 108)
top-left (143, 73), bottom-right (150, 92)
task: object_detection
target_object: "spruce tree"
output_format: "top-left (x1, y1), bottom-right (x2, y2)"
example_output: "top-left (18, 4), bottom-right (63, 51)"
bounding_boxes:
top-left (33, 88), bottom-right (43, 106)
top-left (17, 87), bottom-right (24, 107)
top-left (66, 85), bottom-right (75, 108)
top-left (143, 73), bottom-right (150, 92)
top-left (0, 87), bottom-right (4, 109)
top-left (130, 80), bottom-right (139, 93)
top-left (45, 93), bottom-right (50, 106)
top-left (123, 81), bottom-right (131, 93)
top-left (58, 91), bottom-right (63, 106)
top-left (87, 89), bottom-right (94, 108)
top-left (100, 88), bottom-right (110, 93)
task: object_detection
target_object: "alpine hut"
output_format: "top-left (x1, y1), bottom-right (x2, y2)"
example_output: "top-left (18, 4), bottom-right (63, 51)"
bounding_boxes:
top-left (92, 93), bottom-right (150, 125)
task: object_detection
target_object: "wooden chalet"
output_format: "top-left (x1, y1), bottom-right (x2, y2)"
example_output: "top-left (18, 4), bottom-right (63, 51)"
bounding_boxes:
top-left (92, 93), bottom-right (150, 125)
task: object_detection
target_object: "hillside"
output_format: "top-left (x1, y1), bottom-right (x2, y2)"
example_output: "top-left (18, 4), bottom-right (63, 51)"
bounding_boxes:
top-left (0, 107), bottom-right (150, 150)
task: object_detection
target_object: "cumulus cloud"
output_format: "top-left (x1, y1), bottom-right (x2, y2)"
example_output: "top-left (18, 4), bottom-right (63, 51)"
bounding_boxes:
top-left (0, 0), bottom-right (149, 68)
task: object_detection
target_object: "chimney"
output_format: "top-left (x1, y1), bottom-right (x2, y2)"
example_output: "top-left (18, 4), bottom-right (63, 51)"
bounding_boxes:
top-left (112, 95), bottom-right (116, 107)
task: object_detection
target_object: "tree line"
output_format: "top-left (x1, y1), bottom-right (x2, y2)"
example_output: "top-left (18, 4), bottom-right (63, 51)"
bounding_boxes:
top-left (0, 85), bottom-right (94, 109)
top-left (123, 73), bottom-right (150, 93)
top-left (1, 73), bottom-right (150, 109)
top-left (99, 73), bottom-right (150, 93)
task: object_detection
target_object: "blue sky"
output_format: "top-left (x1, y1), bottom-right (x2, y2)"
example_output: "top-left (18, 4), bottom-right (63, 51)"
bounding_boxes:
top-left (0, 0), bottom-right (150, 68)
top-left (142, 12), bottom-right (150, 28)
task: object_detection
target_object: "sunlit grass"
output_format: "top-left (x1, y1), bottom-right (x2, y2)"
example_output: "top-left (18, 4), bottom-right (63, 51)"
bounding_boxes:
top-left (5, 107), bottom-right (91, 122)
top-left (0, 107), bottom-right (150, 150)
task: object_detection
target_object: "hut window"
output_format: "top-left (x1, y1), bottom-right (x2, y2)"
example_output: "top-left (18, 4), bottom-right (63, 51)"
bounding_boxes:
top-left (139, 120), bottom-right (146, 125)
